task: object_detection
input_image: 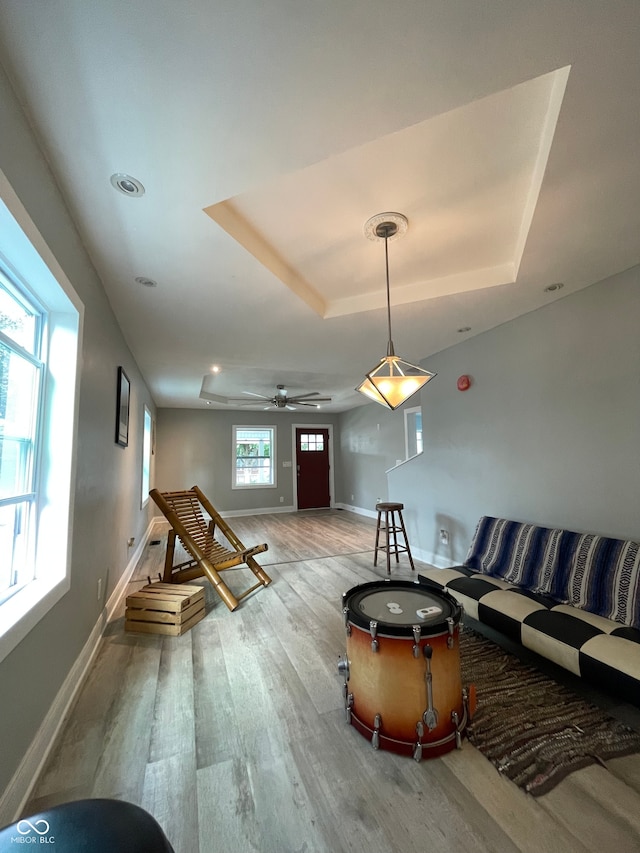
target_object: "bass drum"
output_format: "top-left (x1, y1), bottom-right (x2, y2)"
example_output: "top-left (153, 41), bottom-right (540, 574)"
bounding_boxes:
top-left (338, 579), bottom-right (469, 760)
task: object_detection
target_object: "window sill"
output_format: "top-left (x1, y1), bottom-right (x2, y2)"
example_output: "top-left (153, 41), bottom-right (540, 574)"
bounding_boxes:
top-left (0, 574), bottom-right (70, 664)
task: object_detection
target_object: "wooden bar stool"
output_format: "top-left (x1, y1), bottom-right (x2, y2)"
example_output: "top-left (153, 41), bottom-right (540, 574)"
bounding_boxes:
top-left (374, 502), bottom-right (415, 574)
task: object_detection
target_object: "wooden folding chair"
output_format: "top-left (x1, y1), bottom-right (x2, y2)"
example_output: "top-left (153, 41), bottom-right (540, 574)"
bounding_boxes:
top-left (149, 485), bottom-right (272, 611)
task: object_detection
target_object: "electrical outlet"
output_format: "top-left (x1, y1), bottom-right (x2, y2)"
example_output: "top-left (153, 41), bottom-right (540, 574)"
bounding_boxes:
top-left (351, 494), bottom-right (354, 502)
top-left (280, 496), bottom-right (284, 503)
top-left (97, 577), bottom-right (102, 601)
top-left (439, 529), bottom-right (449, 545)
top-left (127, 537), bottom-right (135, 548)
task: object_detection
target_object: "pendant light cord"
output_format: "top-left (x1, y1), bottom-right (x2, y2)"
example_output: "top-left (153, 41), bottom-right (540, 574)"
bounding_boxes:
top-left (384, 233), bottom-right (396, 357)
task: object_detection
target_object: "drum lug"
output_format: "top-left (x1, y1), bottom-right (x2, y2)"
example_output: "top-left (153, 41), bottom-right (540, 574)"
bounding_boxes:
top-left (447, 616), bottom-right (455, 649)
top-left (369, 620), bottom-right (379, 652)
top-left (337, 655), bottom-right (350, 681)
top-left (345, 691), bottom-right (353, 723)
top-left (372, 714), bottom-right (382, 750)
top-left (343, 607), bottom-right (351, 637)
top-left (412, 721), bottom-right (424, 761)
top-left (422, 644), bottom-right (439, 731)
top-left (451, 710), bottom-right (462, 749)
top-left (412, 625), bottom-right (421, 658)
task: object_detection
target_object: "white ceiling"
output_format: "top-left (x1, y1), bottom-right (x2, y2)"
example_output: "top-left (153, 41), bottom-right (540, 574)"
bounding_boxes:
top-left (1, 1), bottom-right (639, 412)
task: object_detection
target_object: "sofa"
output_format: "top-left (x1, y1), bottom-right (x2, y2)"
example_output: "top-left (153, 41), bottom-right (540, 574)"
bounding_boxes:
top-left (419, 516), bottom-right (640, 706)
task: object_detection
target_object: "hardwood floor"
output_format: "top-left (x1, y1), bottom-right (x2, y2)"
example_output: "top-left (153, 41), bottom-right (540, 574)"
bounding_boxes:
top-left (24, 510), bottom-right (640, 852)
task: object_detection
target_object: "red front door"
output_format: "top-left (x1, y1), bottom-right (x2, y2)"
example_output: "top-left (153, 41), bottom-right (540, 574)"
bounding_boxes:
top-left (295, 428), bottom-right (330, 509)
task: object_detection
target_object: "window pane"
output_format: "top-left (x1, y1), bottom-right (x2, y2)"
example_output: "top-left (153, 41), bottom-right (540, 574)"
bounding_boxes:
top-left (404, 407), bottom-right (423, 458)
top-left (141, 406), bottom-right (152, 505)
top-left (0, 341), bottom-right (39, 498)
top-left (0, 283), bottom-right (37, 353)
top-left (0, 500), bottom-right (35, 599)
top-left (300, 433), bottom-right (323, 451)
top-left (234, 427), bottom-right (275, 487)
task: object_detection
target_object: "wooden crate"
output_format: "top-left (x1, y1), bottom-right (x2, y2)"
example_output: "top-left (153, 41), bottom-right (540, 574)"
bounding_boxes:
top-left (125, 582), bottom-right (205, 636)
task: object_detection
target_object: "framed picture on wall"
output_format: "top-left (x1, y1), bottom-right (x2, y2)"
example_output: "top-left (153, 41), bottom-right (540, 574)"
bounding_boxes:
top-left (115, 366), bottom-right (130, 447)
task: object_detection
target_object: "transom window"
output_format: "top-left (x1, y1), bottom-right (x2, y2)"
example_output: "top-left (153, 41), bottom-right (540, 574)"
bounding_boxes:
top-left (233, 426), bottom-right (276, 488)
top-left (299, 433), bottom-right (324, 452)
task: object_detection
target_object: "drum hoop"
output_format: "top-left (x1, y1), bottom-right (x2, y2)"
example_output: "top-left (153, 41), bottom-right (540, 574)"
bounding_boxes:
top-left (349, 705), bottom-right (468, 750)
top-left (346, 624), bottom-right (452, 641)
top-left (342, 579), bottom-right (461, 637)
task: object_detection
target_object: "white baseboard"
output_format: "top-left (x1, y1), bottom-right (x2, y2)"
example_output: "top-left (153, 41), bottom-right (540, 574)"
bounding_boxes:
top-left (221, 505), bottom-right (296, 517)
top-left (0, 517), bottom-right (157, 825)
top-left (411, 547), bottom-right (459, 570)
top-left (334, 502), bottom-right (377, 520)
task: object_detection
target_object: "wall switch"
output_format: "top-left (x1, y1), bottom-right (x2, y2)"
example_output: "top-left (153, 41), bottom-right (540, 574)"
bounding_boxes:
top-left (280, 496), bottom-right (284, 503)
top-left (282, 460), bottom-right (292, 468)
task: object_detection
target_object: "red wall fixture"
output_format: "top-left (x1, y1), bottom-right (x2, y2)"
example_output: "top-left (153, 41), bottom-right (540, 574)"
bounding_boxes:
top-left (457, 375), bottom-right (472, 391)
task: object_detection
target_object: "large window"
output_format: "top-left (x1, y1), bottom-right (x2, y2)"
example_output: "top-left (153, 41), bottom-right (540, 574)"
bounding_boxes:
top-left (0, 175), bottom-right (82, 663)
top-left (0, 276), bottom-right (42, 601)
top-left (233, 426), bottom-right (275, 488)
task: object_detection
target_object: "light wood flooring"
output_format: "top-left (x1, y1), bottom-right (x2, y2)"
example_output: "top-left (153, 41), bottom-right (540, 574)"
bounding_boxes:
top-left (25, 510), bottom-right (640, 852)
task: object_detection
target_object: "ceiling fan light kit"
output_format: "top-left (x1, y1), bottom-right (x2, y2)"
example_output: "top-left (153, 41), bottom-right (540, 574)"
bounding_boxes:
top-left (357, 213), bottom-right (436, 410)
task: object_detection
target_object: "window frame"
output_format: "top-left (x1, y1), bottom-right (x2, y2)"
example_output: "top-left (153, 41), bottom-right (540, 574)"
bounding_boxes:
top-left (232, 425), bottom-right (276, 490)
top-left (141, 404), bottom-right (152, 508)
top-left (0, 170), bottom-right (83, 664)
top-left (404, 405), bottom-right (423, 460)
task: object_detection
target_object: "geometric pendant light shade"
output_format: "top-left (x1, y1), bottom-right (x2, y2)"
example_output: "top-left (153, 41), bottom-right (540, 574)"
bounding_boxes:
top-left (356, 213), bottom-right (436, 410)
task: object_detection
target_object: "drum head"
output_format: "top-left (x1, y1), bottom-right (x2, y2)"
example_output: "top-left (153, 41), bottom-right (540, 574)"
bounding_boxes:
top-left (343, 580), bottom-right (459, 636)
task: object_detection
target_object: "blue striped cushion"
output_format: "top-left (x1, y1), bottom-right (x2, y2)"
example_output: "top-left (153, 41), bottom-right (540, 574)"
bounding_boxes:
top-left (465, 516), bottom-right (562, 594)
top-left (563, 535), bottom-right (640, 629)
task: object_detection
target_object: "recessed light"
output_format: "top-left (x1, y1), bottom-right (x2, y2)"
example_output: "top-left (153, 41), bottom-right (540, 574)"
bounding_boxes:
top-left (134, 276), bottom-right (157, 288)
top-left (210, 365), bottom-right (220, 373)
top-left (457, 326), bottom-right (471, 333)
top-left (544, 282), bottom-right (564, 293)
top-left (110, 173), bottom-right (145, 197)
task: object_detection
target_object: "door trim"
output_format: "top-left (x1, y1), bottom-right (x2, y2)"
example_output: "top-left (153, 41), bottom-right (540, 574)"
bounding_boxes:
top-left (290, 423), bottom-right (335, 511)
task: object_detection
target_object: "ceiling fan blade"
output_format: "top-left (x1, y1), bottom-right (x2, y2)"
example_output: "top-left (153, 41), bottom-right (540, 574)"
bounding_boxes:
top-left (295, 402), bottom-right (320, 408)
top-left (226, 393), bottom-right (271, 402)
top-left (288, 391), bottom-right (320, 399)
top-left (290, 397), bottom-right (332, 404)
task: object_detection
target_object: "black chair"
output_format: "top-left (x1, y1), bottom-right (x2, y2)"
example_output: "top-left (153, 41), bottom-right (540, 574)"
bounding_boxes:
top-left (0, 799), bottom-right (175, 853)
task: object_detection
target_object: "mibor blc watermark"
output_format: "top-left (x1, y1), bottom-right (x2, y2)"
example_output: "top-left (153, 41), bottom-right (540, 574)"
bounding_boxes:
top-left (9, 818), bottom-right (55, 844)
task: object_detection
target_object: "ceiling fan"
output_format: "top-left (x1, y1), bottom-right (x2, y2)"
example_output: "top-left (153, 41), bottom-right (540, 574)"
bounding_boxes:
top-left (227, 384), bottom-right (332, 410)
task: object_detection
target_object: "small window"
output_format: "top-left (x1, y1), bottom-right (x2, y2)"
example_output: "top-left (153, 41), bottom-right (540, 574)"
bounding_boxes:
top-left (404, 406), bottom-right (423, 459)
top-left (233, 426), bottom-right (276, 488)
top-left (299, 433), bottom-right (324, 452)
top-left (141, 405), bottom-right (152, 507)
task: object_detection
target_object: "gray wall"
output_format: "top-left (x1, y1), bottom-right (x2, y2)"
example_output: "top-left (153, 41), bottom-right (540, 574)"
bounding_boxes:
top-left (385, 266), bottom-right (640, 566)
top-left (336, 404), bottom-right (408, 510)
top-left (0, 65), bottom-right (156, 797)
top-left (155, 408), bottom-right (340, 512)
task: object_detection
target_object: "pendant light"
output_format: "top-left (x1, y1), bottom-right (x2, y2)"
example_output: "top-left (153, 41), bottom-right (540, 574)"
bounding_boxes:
top-left (356, 213), bottom-right (436, 409)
